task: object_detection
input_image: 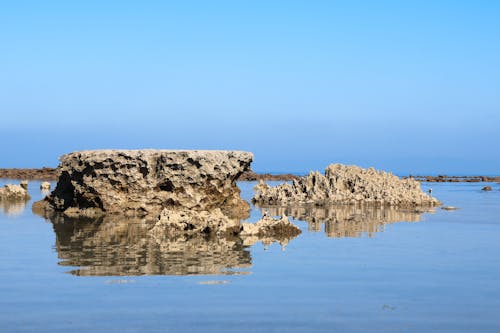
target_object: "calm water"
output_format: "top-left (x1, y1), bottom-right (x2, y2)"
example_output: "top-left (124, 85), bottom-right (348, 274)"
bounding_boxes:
top-left (1, 180), bottom-right (499, 332)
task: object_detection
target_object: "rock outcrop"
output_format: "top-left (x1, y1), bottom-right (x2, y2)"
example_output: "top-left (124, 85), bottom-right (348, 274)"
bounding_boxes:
top-left (240, 214), bottom-right (301, 238)
top-left (150, 208), bottom-right (241, 237)
top-left (0, 184), bottom-right (30, 201)
top-left (252, 164), bottom-right (440, 207)
top-left (40, 181), bottom-right (51, 190)
top-left (32, 150), bottom-right (304, 240)
top-left (35, 150), bottom-right (253, 219)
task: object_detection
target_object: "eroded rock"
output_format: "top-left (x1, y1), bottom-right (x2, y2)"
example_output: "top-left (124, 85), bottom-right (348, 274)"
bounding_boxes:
top-left (35, 150), bottom-right (253, 220)
top-left (150, 208), bottom-right (241, 237)
top-left (40, 181), bottom-right (51, 190)
top-left (240, 214), bottom-right (301, 238)
top-left (253, 164), bottom-right (440, 207)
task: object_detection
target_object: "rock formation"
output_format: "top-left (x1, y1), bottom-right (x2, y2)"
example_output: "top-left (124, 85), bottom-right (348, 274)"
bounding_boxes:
top-left (482, 186), bottom-right (493, 191)
top-left (252, 164), bottom-right (440, 207)
top-left (240, 214), bottom-right (301, 238)
top-left (32, 149), bottom-right (304, 240)
top-left (150, 208), bottom-right (241, 237)
top-left (0, 184), bottom-right (30, 201)
top-left (40, 181), bottom-right (51, 190)
top-left (34, 150), bottom-right (253, 219)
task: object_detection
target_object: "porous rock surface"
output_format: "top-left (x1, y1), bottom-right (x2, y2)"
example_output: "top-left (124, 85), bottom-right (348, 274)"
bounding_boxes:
top-left (35, 150), bottom-right (253, 219)
top-left (252, 164), bottom-right (440, 207)
top-left (240, 214), bottom-right (301, 238)
top-left (150, 208), bottom-right (241, 237)
top-left (0, 184), bottom-right (31, 201)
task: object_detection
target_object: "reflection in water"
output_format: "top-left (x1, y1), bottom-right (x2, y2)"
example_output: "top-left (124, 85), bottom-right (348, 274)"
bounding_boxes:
top-left (0, 199), bottom-right (29, 216)
top-left (259, 205), bottom-right (430, 238)
top-left (45, 214), bottom-right (254, 276)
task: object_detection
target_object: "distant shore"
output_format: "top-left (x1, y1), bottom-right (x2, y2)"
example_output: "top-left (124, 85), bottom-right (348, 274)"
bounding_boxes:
top-left (0, 168), bottom-right (499, 183)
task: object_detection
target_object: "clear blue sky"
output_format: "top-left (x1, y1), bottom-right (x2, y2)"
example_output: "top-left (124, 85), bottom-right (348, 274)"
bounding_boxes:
top-left (1, 1), bottom-right (499, 174)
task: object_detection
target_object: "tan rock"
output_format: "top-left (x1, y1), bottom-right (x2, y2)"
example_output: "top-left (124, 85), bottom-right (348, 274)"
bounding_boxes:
top-left (40, 181), bottom-right (51, 190)
top-left (252, 164), bottom-right (440, 207)
top-left (0, 184), bottom-right (30, 201)
top-left (150, 208), bottom-right (241, 237)
top-left (35, 150), bottom-right (253, 220)
top-left (240, 215), bottom-right (301, 238)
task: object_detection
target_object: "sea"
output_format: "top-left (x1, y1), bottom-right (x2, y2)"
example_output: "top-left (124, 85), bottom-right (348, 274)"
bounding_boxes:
top-left (0, 179), bottom-right (499, 332)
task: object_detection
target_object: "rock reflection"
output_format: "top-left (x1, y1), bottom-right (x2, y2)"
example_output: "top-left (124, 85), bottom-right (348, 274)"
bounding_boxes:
top-left (259, 205), bottom-right (430, 238)
top-left (0, 199), bottom-right (29, 216)
top-left (45, 214), bottom-right (253, 276)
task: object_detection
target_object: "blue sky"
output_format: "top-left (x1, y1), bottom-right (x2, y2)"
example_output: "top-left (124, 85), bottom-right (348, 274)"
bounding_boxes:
top-left (1, 1), bottom-right (499, 174)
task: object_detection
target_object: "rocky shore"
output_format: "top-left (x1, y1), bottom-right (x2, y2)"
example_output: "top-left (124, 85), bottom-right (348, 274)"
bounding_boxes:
top-left (1, 167), bottom-right (498, 183)
top-left (405, 175), bottom-right (500, 182)
top-left (0, 167), bottom-right (57, 180)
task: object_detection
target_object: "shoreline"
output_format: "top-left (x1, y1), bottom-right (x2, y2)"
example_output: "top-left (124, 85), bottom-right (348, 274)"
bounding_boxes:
top-left (0, 168), bottom-right (499, 183)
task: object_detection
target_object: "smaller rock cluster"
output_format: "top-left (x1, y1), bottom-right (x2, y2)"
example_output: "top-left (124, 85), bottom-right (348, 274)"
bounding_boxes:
top-left (241, 214), bottom-right (301, 238)
top-left (0, 184), bottom-right (30, 201)
top-left (252, 164), bottom-right (440, 207)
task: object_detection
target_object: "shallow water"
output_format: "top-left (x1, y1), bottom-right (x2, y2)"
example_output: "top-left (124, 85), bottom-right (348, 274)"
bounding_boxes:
top-left (1, 180), bottom-right (499, 332)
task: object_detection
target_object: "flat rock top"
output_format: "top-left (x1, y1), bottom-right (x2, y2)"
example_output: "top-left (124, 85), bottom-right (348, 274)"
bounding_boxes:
top-left (61, 149), bottom-right (253, 159)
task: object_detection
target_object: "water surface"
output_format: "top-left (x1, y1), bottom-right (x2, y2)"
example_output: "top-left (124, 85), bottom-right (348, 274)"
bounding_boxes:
top-left (1, 180), bottom-right (499, 332)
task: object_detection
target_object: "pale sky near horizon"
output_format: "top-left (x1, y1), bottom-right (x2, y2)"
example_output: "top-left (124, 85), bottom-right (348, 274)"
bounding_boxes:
top-left (1, 1), bottom-right (499, 174)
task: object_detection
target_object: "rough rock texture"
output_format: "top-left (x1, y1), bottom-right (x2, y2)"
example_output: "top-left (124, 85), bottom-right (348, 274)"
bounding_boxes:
top-left (252, 164), bottom-right (440, 207)
top-left (240, 214), bottom-right (301, 238)
top-left (150, 208), bottom-right (241, 237)
top-left (0, 184), bottom-right (30, 201)
top-left (36, 150), bottom-right (253, 219)
top-left (40, 181), bottom-right (51, 190)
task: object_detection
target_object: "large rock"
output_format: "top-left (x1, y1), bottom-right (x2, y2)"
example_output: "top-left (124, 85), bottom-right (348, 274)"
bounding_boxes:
top-left (252, 164), bottom-right (440, 207)
top-left (35, 150), bottom-right (253, 219)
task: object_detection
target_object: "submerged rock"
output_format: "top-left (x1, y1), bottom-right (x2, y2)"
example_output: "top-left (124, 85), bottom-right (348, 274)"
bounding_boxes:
top-left (34, 150), bottom-right (253, 221)
top-left (441, 206), bottom-right (459, 211)
top-left (252, 164), bottom-right (440, 207)
top-left (481, 186), bottom-right (493, 191)
top-left (240, 214), bottom-right (302, 238)
top-left (0, 184), bottom-right (30, 201)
